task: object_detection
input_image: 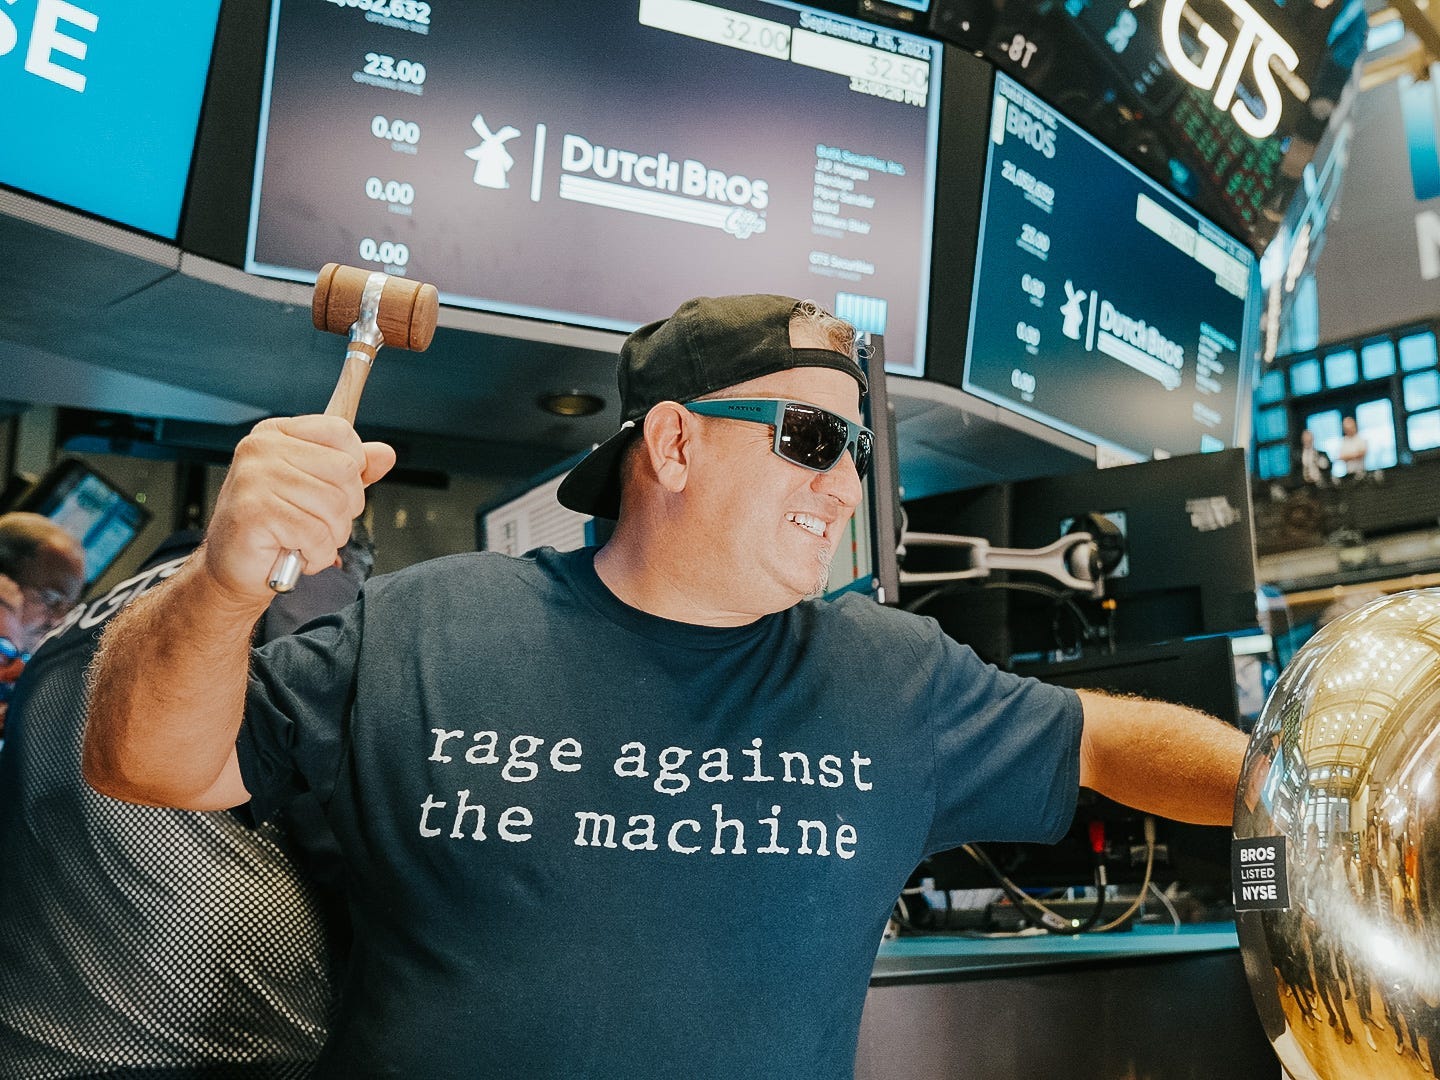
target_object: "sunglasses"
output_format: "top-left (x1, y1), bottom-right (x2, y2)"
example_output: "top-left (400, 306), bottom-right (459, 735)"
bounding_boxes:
top-left (684, 398), bottom-right (874, 480)
top-left (0, 637), bottom-right (29, 665)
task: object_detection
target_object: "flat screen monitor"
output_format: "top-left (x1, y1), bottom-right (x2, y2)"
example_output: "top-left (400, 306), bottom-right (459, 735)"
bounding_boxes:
top-left (943, 71), bottom-right (1259, 463)
top-left (1007, 447), bottom-right (1258, 653)
top-left (926, 0), bottom-right (1366, 252)
top-left (476, 450), bottom-right (611, 557)
top-left (245, 0), bottom-right (943, 375)
top-left (900, 446), bottom-right (1257, 659)
top-left (0, 0), bottom-right (222, 238)
top-left (13, 460), bottom-right (152, 586)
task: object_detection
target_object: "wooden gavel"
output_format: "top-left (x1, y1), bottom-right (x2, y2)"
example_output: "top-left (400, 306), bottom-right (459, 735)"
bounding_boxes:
top-left (267, 263), bottom-right (440, 593)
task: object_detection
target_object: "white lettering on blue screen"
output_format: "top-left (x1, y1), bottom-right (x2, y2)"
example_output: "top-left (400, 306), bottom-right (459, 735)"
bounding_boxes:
top-left (0, 0), bottom-right (98, 93)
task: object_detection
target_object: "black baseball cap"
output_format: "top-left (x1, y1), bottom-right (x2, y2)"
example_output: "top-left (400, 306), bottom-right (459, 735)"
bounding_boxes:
top-left (556, 294), bottom-right (868, 520)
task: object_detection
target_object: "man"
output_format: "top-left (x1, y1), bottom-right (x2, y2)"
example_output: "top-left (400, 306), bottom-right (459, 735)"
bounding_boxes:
top-left (1335, 416), bottom-right (1368, 479)
top-left (0, 574), bottom-right (26, 731)
top-left (84, 295), bottom-right (1246, 1078)
top-left (1296, 429), bottom-right (1330, 487)
top-left (0, 510), bottom-right (86, 651)
top-left (0, 511), bottom-right (85, 735)
top-left (0, 530), bottom-right (366, 1077)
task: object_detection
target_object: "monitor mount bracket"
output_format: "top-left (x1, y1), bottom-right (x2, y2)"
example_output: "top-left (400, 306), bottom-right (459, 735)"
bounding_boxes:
top-left (899, 531), bottom-right (1107, 597)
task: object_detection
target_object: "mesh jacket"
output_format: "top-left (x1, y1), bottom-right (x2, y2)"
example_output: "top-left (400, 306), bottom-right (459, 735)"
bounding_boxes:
top-left (0, 536), bottom-right (348, 1079)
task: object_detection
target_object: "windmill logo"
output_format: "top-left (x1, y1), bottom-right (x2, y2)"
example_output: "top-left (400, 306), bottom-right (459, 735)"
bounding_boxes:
top-left (1060, 280), bottom-right (1087, 340)
top-left (465, 114), bottom-right (522, 189)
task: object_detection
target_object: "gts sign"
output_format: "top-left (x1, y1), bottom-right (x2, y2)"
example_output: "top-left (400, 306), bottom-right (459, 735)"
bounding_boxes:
top-left (1160, 0), bottom-right (1297, 139)
top-left (0, 0), bottom-right (99, 93)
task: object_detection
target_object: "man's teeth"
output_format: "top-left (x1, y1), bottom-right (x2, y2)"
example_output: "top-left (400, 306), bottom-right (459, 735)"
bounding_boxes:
top-left (786, 513), bottom-right (825, 537)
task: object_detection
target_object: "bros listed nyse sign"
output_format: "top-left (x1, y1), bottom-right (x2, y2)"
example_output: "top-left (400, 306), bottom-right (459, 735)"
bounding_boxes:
top-left (1232, 836), bottom-right (1290, 911)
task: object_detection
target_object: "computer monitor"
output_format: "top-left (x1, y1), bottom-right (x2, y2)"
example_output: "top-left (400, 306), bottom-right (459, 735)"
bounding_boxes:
top-left (929, 70), bottom-right (1259, 463)
top-left (244, 0), bottom-right (944, 375)
top-left (901, 447), bottom-right (1258, 660)
top-left (476, 449), bottom-right (612, 557)
top-left (0, 0), bottom-right (222, 238)
top-left (1006, 447), bottom-right (1258, 655)
top-left (11, 460), bottom-right (152, 586)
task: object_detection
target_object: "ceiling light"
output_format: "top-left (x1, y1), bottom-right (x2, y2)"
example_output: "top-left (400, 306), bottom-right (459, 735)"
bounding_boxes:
top-left (538, 391), bottom-right (605, 417)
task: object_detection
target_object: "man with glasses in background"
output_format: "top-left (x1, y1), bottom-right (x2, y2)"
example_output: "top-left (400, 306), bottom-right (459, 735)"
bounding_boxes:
top-left (0, 512), bottom-right (84, 737)
top-left (83, 295), bottom-right (1248, 1079)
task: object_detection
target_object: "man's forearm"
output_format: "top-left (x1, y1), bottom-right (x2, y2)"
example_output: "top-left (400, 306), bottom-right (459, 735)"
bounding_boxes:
top-left (1077, 690), bottom-right (1249, 825)
top-left (83, 552), bottom-right (267, 809)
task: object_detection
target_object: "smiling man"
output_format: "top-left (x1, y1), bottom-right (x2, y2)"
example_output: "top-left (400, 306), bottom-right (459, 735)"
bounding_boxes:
top-left (83, 294), bottom-right (1246, 1079)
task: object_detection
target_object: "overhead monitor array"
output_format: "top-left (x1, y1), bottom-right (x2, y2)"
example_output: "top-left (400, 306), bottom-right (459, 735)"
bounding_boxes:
top-left (4, 0), bottom-right (1340, 465)
top-left (244, 0), bottom-right (943, 376)
top-left (957, 72), bottom-right (1258, 462)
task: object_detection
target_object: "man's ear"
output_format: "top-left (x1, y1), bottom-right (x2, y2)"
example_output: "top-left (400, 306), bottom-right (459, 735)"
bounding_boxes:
top-left (642, 402), bottom-right (695, 495)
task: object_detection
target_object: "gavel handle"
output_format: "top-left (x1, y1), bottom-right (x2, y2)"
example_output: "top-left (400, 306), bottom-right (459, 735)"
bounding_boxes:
top-left (266, 340), bottom-right (379, 593)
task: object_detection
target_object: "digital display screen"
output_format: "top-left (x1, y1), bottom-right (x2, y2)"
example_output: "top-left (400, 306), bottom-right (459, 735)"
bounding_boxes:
top-left (0, 0), bottom-right (222, 238)
top-left (927, 0), bottom-right (1366, 251)
top-left (961, 73), bottom-right (1256, 460)
top-left (20, 461), bottom-right (151, 585)
top-left (246, 0), bottom-right (942, 375)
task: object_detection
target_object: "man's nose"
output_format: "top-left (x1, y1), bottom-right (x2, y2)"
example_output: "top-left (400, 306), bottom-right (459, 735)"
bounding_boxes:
top-left (814, 450), bottom-right (863, 508)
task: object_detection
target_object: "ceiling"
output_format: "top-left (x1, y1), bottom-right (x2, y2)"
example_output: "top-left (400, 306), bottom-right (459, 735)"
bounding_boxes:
top-left (0, 189), bottom-right (1094, 496)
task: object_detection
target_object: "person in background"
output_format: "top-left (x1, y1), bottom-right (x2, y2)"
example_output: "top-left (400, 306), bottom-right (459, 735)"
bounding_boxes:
top-left (0, 512), bottom-right (85, 739)
top-left (83, 295), bottom-right (1248, 1079)
top-left (0, 511), bottom-right (86, 651)
top-left (0, 574), bottom-right (26, 736)
top-left (1297, 429), bottom-right (1331, 488)
top-left (0, 528), bottom-right (368, 1078)
top-left (1335, 416), bottom-right (1369, 480)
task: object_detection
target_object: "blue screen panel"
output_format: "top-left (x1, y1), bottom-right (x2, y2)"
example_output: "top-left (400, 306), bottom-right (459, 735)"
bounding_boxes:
top-left (1323, 348), bottom-right (1357, 389)
top-left (1400, 331), bottom-right (1439, 372)
top-left (960, 73), bottom-right (1256, 460)
top-left (0, 0), bottom-right (222, 238)
top-left (1408, 411), bottom-right (1440, 453)
top-left (1360, 339), bottom-right (1396, 380)
top-left (1289, 357), bottom-right (1321, 396)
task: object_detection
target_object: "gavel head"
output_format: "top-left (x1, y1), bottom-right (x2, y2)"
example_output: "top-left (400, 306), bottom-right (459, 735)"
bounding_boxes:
top-left (311, 262), bottom-right (440, 351)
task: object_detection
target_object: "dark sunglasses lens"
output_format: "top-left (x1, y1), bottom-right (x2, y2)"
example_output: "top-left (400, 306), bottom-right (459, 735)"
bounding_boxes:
top-left (779, 404), bottom-right (848, 470)
top-left (853, 430), bottom-right (874, 480)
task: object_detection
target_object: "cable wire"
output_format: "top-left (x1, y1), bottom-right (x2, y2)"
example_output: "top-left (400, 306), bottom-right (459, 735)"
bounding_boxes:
top-left (960, 843), bottom-right (1108, 934)
top-left (1093, 816), bottom-right (1156, 932)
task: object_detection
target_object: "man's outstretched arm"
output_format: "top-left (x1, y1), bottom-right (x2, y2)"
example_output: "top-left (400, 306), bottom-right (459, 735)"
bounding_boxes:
top-left (1076, 689), bottom-right (1249, 826)
top-left (83, 415), bottom-right (393, 810)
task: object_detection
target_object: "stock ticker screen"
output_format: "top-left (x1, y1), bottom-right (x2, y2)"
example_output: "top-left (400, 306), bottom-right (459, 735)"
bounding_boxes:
top-left (962, 73), bottom-right (1257, 461)
top-left (929, 0), bottom-right (1367, 251)
top-left (245, 0), bottom-right (943, 374)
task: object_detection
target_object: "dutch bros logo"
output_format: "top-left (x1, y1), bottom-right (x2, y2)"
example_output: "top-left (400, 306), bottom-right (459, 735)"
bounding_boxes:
top-left (1159, 0), bottom-right (1298, 139)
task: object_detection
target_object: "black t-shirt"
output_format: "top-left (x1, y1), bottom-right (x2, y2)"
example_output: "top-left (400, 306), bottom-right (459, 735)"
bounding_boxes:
top-left (239, 547), bottom-right (1082, 1079)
